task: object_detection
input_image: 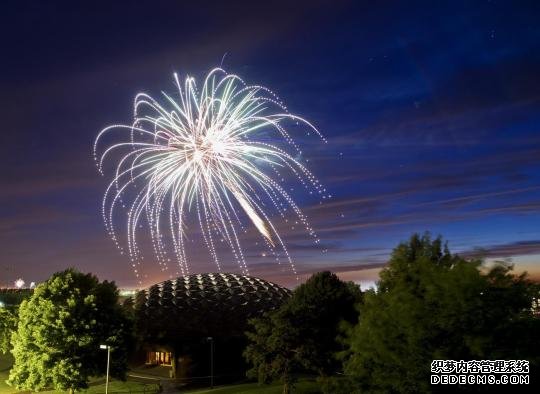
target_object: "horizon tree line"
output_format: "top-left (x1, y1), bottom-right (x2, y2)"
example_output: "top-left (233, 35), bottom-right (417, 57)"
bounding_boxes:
top-left (0, 233), bottom-right (538, 393)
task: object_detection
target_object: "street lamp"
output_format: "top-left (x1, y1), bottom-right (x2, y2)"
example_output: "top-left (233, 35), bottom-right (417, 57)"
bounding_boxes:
top-left (99, 345), bottom-right (111, 394)
top-left (207, 337), bottom-right (214, 389)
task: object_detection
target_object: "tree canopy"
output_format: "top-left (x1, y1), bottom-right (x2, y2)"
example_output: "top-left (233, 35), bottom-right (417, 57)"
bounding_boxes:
top-left (342, 233), bottom-right (540, 393)
top-left (0, 289), bottom-right (31, 356)
top-left (8, 268), bottom-right (132, 393)
top-left (0, 289), bottom-right (32, 307)
top-left (0, 307), bottom-right (17, 354)
top-left (244, 271), bottom-right (362, 393)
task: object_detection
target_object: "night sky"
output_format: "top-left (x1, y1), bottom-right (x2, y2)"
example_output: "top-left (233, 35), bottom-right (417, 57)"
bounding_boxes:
top-left (2, 1), bottom-right (540, 289)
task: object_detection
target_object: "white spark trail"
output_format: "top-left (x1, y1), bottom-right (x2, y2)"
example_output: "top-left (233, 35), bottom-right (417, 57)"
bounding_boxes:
top-left (94, 68), bottom-right (328, 282)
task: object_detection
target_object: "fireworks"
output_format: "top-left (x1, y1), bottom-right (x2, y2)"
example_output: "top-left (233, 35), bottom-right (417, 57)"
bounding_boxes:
top-left (14, 278), bottom-right (25, 289)
top-left (94, 68), bottom-right (328, 281)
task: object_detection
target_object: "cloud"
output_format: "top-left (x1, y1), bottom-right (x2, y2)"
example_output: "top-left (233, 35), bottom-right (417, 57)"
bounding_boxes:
top-left (0, 206), bottom-right (87, 234)
top-left (249, 260), bottom-right (387, 289)
top-left (0, 149), bottom-right (99, 200)
top-left (462, 240), bottom-right (540, 259)
top-left (412, 186), bottom-right (540, 209)
top-left (322, 52), bottom-right (540, 150)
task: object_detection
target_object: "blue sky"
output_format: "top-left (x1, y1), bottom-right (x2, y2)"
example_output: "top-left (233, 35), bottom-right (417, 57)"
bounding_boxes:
top-left (1, 0), bottom-right (539, 288)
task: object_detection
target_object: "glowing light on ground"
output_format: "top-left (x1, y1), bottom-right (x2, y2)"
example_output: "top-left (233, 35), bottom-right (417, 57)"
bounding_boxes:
top-left (94, 68), bottom-right (328, 283)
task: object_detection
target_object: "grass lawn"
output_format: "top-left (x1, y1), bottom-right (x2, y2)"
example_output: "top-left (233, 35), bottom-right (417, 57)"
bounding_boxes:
top-left (77, 380), bottom-right (160, 393)
top-left (0, 354), bottom-right (160, 393)
top-left (184, 379), bottom-right (321, 394)
top-left (0, 354), bottom-right (14, 393)
top-left (1, 354), bottom-right (320, 393)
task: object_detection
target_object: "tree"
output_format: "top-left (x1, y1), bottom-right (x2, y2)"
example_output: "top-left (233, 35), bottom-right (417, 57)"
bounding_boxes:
top-left (0, 289), bottom-right (32, 307)
top-left (0, 307), bottom-right (17, 354)
top-left (244, 271), bottom-right (362, 393)
top-left (244, 310), bottom-right (301, 394)
top-left (286, 271), bottom-right (362, 376)
top-left (8, 268), bottom-right (133, 393)
top-left (0, 289), bottom-right (32, 355)
top-left (342, 233), bottom-right (540, 393)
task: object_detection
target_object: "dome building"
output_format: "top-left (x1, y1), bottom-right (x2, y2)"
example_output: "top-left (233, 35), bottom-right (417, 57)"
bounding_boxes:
top-left (132, 273), bottom-right (291, 380)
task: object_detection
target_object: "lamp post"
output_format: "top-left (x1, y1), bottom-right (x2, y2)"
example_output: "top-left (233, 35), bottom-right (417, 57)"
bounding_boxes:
top-left (207, 337), bottom-right (214, 389)
top-left (99, 345), bottom-right (111, 394)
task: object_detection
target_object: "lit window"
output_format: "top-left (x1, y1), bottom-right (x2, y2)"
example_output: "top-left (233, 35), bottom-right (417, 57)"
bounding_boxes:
top-left (146, 351), bottom-right (172, 366)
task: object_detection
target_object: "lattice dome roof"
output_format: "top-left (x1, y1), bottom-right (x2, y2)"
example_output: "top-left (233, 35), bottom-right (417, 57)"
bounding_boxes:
top-left (135, 273), bottom-right (291, 339)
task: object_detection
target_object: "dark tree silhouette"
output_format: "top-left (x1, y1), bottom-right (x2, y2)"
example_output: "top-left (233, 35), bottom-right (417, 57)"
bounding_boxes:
top-left (244, 271), bottom-right (362, 394)
top-left (342, 233), bottom-right (540, 393)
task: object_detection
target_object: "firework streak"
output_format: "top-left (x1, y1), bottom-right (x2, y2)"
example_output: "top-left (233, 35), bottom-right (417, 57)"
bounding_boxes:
top-left (94, 68), bottom-right (327, 282)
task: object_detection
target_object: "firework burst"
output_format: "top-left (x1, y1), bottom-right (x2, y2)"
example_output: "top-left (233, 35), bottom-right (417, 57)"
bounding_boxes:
top-left (94, 68), bottom-right (328, 282)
